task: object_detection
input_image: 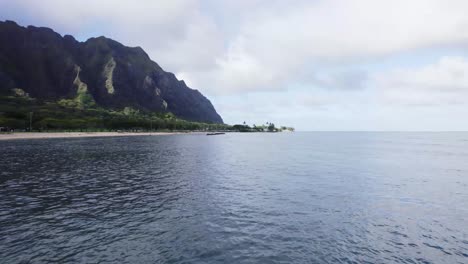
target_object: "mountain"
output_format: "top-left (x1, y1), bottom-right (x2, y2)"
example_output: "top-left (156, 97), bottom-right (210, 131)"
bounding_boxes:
top-left (0, 20), bottom-right (223, 124)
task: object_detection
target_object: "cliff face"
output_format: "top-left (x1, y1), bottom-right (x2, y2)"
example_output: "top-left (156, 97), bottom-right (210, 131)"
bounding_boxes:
top-left (0, 20), bottom-right (223, 123)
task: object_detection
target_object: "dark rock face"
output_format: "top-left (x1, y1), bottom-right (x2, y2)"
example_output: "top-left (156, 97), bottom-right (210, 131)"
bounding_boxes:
top-left (0, 20), bottom-right (223, 123)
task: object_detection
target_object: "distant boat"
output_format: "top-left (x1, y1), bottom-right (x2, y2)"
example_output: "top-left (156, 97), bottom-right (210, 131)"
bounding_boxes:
top-left (206, 132), bottom-right (225, 136)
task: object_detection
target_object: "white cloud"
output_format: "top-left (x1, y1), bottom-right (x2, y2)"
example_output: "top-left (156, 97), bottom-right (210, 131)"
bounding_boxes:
top-left (189, 0), bottom-right (468, 94)
top-left (3, 0), bottom-right (468, 130)
top-left (4, 0), bottom-right (468, 94)
top-left (0, 0), bottom-right (224, 72)
top-left (373, 56), bottom-right (468, 105)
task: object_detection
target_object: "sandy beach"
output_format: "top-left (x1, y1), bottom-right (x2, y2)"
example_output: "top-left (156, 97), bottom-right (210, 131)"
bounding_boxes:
top-left (0, 132), bottom-right (190, 141)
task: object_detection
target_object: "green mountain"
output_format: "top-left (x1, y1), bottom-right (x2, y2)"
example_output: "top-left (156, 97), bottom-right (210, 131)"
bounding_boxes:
top-left (0, 20), bottom-right (223, 129)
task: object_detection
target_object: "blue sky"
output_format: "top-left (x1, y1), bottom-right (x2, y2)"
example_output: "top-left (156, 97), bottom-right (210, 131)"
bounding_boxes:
top-left (2, 0), bottom-right (468, 131)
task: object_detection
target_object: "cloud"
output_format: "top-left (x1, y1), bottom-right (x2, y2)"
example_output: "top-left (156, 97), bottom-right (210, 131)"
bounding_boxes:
top-left (200, 0), bottom-right (468, 94)
top-left (0, 0), bottom-right (224, 72)
top-left (309, 70), bottom-right (369, 90)
top-left (3, 0), bottom-right (468, 95)
top-left (373, 56), bottom-right (468, 106)
top-left (212, 55), bottom-right (468, 129)
top-left (3, 0), bottom-right (468, 130)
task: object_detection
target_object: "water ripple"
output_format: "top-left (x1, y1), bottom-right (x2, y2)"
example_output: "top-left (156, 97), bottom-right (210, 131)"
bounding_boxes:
top-left (0, 133), bottom-right (467, 263)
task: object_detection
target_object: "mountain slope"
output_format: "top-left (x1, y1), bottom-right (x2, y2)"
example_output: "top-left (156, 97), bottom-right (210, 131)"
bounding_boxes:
top-left (0, 20), bottom-right (223, 124)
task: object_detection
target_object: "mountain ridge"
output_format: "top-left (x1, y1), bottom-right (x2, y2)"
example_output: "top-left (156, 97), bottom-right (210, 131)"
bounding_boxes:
top-left (0, 20), bottom-right (223, 124)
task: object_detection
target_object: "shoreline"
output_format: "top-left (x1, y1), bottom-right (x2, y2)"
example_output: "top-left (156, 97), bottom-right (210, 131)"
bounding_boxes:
top-left (0, 131), bottom-right (196, 141)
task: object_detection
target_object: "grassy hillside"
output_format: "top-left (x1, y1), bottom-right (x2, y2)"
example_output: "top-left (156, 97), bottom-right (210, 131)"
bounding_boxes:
top-left (0, 95), bottom-right (230, 132)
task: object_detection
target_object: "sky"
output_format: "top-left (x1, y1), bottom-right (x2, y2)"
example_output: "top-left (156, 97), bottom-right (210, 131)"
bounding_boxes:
top-left (2, 0), bottom-right (468, 131)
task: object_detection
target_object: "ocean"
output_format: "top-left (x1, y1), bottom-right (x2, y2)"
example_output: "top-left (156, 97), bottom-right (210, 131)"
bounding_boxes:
top-left (0, 132), bottom-right (467, 263)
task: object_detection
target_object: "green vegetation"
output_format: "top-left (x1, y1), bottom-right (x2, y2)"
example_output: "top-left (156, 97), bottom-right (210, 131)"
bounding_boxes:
top-left (0, 95), bottom-right (230, 132)
top-left (0, 94), bottom-right (294, 133)
top-left (232, 122), bottom-right (295, 133)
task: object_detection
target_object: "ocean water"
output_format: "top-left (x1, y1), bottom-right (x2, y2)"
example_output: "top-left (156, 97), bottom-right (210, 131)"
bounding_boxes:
top-left (0, 132), bottom-right (467, 263)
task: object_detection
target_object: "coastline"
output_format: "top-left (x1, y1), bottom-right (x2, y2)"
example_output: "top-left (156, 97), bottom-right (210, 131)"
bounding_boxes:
top-left (0, 132), bottom-right (193, 141)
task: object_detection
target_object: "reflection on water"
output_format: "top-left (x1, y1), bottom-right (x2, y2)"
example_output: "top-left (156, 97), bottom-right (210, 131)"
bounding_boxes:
top-left (0, 132), bottom-right (467, 263)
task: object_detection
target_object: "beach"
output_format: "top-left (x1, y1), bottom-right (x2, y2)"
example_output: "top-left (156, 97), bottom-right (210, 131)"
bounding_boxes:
top-left (0, 132), bottom-right (189, 140)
